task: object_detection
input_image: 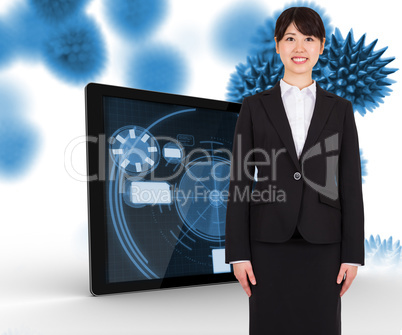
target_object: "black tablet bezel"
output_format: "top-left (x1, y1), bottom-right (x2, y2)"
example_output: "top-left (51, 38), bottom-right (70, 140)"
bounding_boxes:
top-left (85, 83), bottom-right (241, 296)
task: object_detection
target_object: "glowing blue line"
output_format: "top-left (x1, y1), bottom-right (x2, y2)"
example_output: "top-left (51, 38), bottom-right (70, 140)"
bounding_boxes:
top-left (108, 108), bottom-right (203, 279)
top-left (116, 171), bottom-right (149, 265)
top-left (177, 202), bottom-right (213, 243)
top-left (170, 230), bottom-right (191, 250)
top-left (115, 168), bottom-right (159, 278)
top-left (146, 108), bottom-right (196, 131)
top-left (212, 156), bottom-right (221, 248)
top-left (120, 108), bottom-right (197, 151)
top-left (108, 164), bottom-right (152, 279)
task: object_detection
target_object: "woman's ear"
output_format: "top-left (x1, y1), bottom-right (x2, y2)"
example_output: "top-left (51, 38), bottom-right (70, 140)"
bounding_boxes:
top-left (274, 37), bottom-right (279, 54)
top-left (320, 37), bottom-right (326, 54)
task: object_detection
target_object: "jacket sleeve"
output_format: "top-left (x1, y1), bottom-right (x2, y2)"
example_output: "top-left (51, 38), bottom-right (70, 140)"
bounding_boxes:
top-left (339, 101), bottom-right (365, 265)
top-left (225, 97), bottom-right (255, 264)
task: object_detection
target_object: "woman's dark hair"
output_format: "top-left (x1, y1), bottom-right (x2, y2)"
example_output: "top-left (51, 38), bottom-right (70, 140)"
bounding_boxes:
top-left (274, 7), bottom-right (325, 44)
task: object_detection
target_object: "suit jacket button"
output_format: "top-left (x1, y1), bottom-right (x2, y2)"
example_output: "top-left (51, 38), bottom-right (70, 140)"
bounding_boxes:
top-left (294, 172), bottom-right (301, 180)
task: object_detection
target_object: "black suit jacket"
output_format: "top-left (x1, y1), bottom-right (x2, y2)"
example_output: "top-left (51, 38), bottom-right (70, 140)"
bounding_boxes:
top-left (225, 80), bottom-right (365, 265)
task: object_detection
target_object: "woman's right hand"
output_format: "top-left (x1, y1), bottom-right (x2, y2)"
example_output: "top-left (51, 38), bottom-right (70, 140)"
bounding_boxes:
top-left (233, 261), bottom-right (257, 297)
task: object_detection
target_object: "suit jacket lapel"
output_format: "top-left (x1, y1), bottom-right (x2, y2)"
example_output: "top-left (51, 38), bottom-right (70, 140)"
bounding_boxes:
top-left (299, 83), bottom-right (336, 162)
top-left (261, 80), bottom-right (336, 171)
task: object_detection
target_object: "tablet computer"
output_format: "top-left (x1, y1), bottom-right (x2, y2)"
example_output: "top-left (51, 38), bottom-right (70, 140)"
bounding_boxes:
top-left (85, 83), bottom-right (241, 295)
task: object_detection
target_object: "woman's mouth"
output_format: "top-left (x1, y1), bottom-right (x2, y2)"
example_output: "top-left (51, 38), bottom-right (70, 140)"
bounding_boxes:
top-left (292, 57), bottom-right (308, 64)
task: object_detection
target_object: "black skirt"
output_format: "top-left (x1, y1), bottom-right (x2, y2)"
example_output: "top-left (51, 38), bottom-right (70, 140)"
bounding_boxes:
top-left (249, 226), bottom-right (342, 335)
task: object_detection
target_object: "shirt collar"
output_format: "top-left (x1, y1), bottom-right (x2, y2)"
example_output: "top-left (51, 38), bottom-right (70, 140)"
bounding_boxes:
top-left (280, 78), bottom-right (316, 99)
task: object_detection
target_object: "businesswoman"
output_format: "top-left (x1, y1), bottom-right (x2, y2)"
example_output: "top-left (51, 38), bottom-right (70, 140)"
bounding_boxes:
top-left (225, 7), bottom-right (365, 335)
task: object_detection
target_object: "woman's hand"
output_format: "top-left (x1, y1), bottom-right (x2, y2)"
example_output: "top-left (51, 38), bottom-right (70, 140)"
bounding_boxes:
top-left (337, 263), bottom-right (358, 297)
top-left (233, 261), bottom-right (257, 297)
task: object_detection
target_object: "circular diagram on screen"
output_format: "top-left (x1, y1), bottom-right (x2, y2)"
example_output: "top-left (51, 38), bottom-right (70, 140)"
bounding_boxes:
top-left (175, 156), bottom-right (230, 242)
top-left (109, 125), bottom-right (161, 175)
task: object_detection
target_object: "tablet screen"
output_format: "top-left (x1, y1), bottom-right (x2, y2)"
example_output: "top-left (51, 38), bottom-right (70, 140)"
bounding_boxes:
top-left (85, 84), bottom-right (241, 295)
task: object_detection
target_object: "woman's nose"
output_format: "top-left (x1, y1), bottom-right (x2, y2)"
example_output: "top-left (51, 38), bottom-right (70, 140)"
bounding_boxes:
top-left (294, 40), bottom-right (305, 51)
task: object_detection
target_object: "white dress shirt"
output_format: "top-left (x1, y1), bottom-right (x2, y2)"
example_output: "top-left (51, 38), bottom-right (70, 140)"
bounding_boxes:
top-left (229, 79), bottom-right (361, 266)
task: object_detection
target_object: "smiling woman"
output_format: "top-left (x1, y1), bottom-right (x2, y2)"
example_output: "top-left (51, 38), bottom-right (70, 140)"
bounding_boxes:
top-left (274, 8), bottom-right (326, 86)
top-left (225, 6), bottom-right (365, 335)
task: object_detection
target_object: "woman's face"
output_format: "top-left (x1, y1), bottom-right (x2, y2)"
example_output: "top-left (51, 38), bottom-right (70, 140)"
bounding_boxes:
top-left (274, 22), bottom-right (325, 77)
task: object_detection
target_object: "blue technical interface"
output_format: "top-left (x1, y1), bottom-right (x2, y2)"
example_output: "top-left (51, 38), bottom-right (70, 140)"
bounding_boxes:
top-left (103, 96), bottom-right (238, 283)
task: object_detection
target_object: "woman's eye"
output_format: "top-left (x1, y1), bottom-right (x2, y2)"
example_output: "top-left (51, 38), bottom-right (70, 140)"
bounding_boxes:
top-left (286, 37), bottom-right (313, 41)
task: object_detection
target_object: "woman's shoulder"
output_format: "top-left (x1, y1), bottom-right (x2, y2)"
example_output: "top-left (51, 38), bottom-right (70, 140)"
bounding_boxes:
top-left (240, 86), bottom-right (275, 105)
top-left (240, 82), bottom-right (353, 109)
top-left (319, 85), bottom-right (352, 106)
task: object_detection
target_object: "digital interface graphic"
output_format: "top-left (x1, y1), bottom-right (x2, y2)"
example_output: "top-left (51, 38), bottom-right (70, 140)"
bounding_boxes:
top-left (103, 95), bottom-right (238, 285)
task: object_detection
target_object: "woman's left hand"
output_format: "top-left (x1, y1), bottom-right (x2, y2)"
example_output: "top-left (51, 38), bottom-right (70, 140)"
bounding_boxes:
top-left (337, 263), bottom-right (358, 297)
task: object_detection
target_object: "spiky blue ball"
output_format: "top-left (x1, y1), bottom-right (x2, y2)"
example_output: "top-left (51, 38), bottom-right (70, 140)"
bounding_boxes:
top-left (29, 0), bottom-right (89, 24)
top-left (226, 2), bottom-right (335, 102)
top-left (42, 16), bottom-right (106, 84)
top-left (249, 1), bottom-right (334, 60)
top-left (211, 3), bottom-right (267, 61)
top-left (226, 25), bottom-right (398, 114)
top-left (226, 54), bottom-right (284, 102)
top-left (0, 86), bottom-right (21, 118)
top-left (365, 234), bottom-right (401, 267)
top-left (313, 28), bottom-right (398, 116)
top-left (103, 0), bottom-right (167, 39)
top-left (0, 21), bottom-right (14, 67)
top-left (3, 5), bottom-right (48, 60)
top-left (360, 148), bottom-right (368, 183)
top-left (0, 87), bottom-right (40, 178)
top-left (127, 44), bottom-right (188, 94)
top-left (0, 116), bottom-right (40, 178)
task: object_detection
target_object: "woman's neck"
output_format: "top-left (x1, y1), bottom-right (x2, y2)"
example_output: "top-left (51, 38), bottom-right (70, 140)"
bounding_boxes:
top-left (282, 72), bottom-right (314, 90)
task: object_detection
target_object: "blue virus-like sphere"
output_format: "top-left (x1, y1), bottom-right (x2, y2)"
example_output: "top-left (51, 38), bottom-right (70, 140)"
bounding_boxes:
top-left (103, 0), bottom-right (167, 39)
top-left (0, 86), bottom-right (39, 178)
top-left (0, 116), bottom-right (40, 178)
top-left (250, 1), bottom-right (334, 60)
top-left (313, 28), bottom-right (398, 116)
top-left (365, 234), bottom-right (401, 267)
top-left (211, 2), bottom-right (268, 62)
top-left (3, 5), bottom-right (49, 60)
top-left (226, 26), bottom-right (398, 115)
top-left (29, 0), bottom-right (90, 24)
top-left (0, 85), bottom-right (21, 118)
top-left (42, 16), bottom-right (106, 84)
top-left (226, 54), bottom-right (284, 103)
top-left (360, 148), bottom-right (368, 183)
top-left (127, 44), bottom-right (188, 94)
top-left (0, 21), bottom-right (14, 67)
